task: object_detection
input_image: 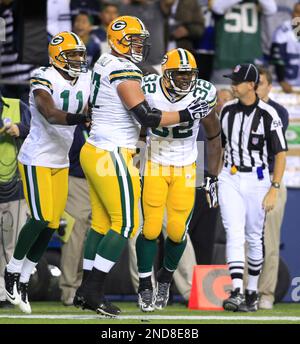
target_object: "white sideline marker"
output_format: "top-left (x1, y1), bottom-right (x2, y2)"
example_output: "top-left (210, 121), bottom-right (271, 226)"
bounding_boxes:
top-left (0, 314), bottom-right (300, 321)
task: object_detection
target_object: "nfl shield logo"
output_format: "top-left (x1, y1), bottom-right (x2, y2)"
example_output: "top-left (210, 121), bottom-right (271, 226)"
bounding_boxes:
top-left (252, 137), bottom-right (259, 145)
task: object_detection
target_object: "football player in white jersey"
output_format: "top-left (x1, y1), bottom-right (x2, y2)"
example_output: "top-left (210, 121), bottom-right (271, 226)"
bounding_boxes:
top-left (136, 48), bottom-right (222, 311)
top-left (4, 32), bottom-right (90, 314)
top-left (73, 16), bottom-right (207, 317)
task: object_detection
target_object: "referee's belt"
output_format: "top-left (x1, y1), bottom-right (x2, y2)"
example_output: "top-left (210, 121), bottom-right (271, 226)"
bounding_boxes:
top-left (229, 165), bottom-right (266, 173)
top-left (234, 165), bottom-right (253, 172)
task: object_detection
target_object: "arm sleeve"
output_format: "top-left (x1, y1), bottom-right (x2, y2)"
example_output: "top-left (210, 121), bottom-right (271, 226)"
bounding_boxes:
top-left (109, 63), bottom-right (143, 89)
top-left (278, 106), bottom-right (289, 134)
top-left (267, 109), bottom-right (288, 154)
top-left (30, 68), bottom-right (53, 95)
top-left (258, 0), bottom-right (277, 16)
top-left (211, 0), bottom-right (242, 15)
top-left (17, 101), bottom-right (31, 138)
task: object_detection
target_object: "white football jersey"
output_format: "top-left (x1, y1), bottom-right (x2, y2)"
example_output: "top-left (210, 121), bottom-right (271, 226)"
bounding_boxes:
top-left (88, 53), bottom-right (143, 151)
top-left (143, 74), bottom-right (217, 166)
top-left (272, 20), bottom-right (300, 86)
top-left (18, 66), bottom-right (91, 168)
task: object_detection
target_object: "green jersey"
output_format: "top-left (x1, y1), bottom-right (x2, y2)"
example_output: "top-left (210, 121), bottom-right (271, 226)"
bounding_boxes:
top-left (214, 0), bottom-right (262, 69)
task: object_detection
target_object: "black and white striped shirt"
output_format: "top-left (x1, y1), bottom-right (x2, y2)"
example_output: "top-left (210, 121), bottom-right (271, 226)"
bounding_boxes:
top-left (220, 97), bottom-right (287, 169)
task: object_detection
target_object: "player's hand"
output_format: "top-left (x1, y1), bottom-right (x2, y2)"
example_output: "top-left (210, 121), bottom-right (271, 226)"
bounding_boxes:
top-left (185, 99), bottom-right (210, 120)
top-left (202, 174), bottom-right (218, 208)
top-left (262, 188), bottom-right (278, 212)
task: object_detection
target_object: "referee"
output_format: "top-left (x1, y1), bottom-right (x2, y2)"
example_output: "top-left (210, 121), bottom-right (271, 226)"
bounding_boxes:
top-left (218, 63), bottom-right (287, 312)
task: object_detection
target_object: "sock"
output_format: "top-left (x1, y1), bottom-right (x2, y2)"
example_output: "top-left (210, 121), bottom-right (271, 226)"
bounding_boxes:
top-left (83, 228), bottom-right (104, 274)
top-left (13, 218), bottom-right (48, 260)
top-left (96, 229), bottom-right (127, 263)
top-left (82, 270), bottom-right (91, 284)
top-left (84, 267), bottom-right (108, 298)
top-left (247, 257), bottom-right (263, 292)
top-left (163, 237), bottom-right (187, 272)
top-left (138, 276), bottom-right (153, 292)
top-left (84, 228), bottom-right (104, 261)
top-left (82, 230), bottom-right (128, 295)
top-left (6, 257), bottom-right (25, 274)
top-left (228, 261), bottom-right (244, 291)
top-left (157, 267), bottom-right (174, 284)
top-left (26, 227), bottom-right (55, 263)
top-left (93, 254), bottom-right (115, 273)
top-left (20, 258), bottom-right (37, 283)
top-left (136, 233), bottom-right (157, 274)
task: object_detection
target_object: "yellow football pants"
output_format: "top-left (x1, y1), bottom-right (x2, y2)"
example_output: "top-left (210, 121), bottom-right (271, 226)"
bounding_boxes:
top-left (80, 142), bottom-right (141, 238)
top-left (142, 160), bottom-right (196, 243)
top-left (18, 162), bottom-right (69, 229)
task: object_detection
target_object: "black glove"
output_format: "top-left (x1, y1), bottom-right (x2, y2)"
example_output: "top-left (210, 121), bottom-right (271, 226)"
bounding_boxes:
top-left (66, 113), bottom-right (91, 125)
top-left (179, 99), bottom-right (210, 122)
top-left (202, 174), bottom-right (218, 208)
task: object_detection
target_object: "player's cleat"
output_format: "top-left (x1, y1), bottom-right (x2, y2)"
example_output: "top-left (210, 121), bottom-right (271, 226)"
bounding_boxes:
top-left (223, 288), bottom-right (245, 312)
top-left (73, 289), bottom-right (121, 317)
top-left (94, 300), bottom-right (121, 318)
top-left (240, 290), bottom-right (258, 312)
top-left (138, 288), bottom-right (155, 312)
top-left (19, 282), bottom-right (31, 314)
top-left (155, 282), bottom-right (170, 310)
top-left (73, 287), bottom-right (92, 310)
top-left (4, 268), bottom-right (21, 305)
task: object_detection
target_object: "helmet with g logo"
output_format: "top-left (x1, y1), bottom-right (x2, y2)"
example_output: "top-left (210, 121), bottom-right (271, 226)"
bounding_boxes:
top-left (107, 16), bottom-right (150, 63)
top-left (48, 31), bottom-right (88, 78)
top-left (162, 49), bottom-right (198, 95)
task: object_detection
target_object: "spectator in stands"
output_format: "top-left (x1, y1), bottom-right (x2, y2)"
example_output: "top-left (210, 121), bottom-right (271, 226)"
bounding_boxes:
top-left (211, 0), bottom-right (277, 84)
top-left (193, 0), bottom-right (215, 81)
top-left (261, 0), bottom-right (298, 64)
top-left (59, 123), bottom-right (91, 306)
top-left (0, 0), bottom-right (35, 103)
top-left (73, 12), bottom-right (101, 67)
top-left (47, 0), bottom-right (72, 39)
top-left (71, 0), bottom-right (101, 25)
top-left (270, 2), bottom-right (300, 93)
top-left (161, 0), bottom-right (204, 55)
top-left (91, 2), bottom-right (119, 55)
top-left (119, 0), bottom-right (166, 73)
top-left (256, 66), bottom-right (289, 309)
top-left (0, 91), bottom-right (30, 308)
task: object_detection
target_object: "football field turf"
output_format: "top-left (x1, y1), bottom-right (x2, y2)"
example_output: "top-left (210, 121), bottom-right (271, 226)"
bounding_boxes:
top-left (0, 302), bottom-right (300, 324)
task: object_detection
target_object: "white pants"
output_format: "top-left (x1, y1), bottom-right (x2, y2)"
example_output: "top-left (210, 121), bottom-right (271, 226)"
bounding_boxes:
top-left (218, 167), bottom-right (270, 264)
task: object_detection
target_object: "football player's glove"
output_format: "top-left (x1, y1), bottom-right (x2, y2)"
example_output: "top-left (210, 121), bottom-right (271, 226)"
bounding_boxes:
top-left (202, 173), bottom-right (218, 208)
top-left (179, 99), bottom-right (210, 122)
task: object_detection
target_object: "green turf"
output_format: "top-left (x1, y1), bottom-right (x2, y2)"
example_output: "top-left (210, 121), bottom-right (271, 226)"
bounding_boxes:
top-left (0, 302), bottom-right (300, 324)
